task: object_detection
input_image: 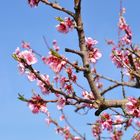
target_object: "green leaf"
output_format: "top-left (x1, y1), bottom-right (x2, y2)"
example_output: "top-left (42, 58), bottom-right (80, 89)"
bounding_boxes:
top-left (50, 49), bottom-right (61, 58)
top-left (55, 17), bottom-right (64, 22)
top-left (18, 93), bottom-right (28, 102)
top-left (12, 54), bottom-right (18, 61)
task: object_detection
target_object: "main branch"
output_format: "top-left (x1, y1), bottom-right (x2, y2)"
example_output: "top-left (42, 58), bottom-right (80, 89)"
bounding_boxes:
top-left (73, 0), bottom-right (103, 101)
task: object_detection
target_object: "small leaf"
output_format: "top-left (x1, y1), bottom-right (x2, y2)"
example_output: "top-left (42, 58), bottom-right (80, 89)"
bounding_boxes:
top-left (50, 49), bottom-right (61, 58)
top-left (55, 17), bottom-right (64, 22)
top-left (18, 93), bottom-right (28, 102)
top-left (12, 54), bottom-right (18, 61)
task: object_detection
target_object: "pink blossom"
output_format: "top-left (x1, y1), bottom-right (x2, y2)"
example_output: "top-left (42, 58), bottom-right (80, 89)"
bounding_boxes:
top-left (114, 115), bottom-right (123, 128)
top-left (56, 17), bottom-right (74, 33)
top-left (26, 71), bottom-right (36, 81)
top-left (60, 115), bottom-right (65, 121)
top-left (71, 74), bottom-right (77, 82)
top-left (111, 49), bottom-right (129, 68)
top-left (114, 115), bottom-right (123, 123)
top-left (125, 97), bottom-right (140, 117)
top-left (121, 35), bottom-right (131, 45)
top-left (101, 120), bottom-right (113, 131)
top-left (118, 16), bottom-right (132, 45)
top-left (135, 119), bottom-right (140, 127)
top-left (119, 17), bottom-right (127, 30)
top-left (37, 74), bottom-right (50, 94)
top-left (66, 67), bottom-right (72, 76)
top-left (96, 82), bottom-right (103, 89)
top-left (66, 67), bottom-right (77, 82)
top-left (19, 50), bottom-right (37, 65)
top-left (53, 40), bottom-right (59, 51)
top-left (111, 130), bottom-right (123, 140)
top-left (28, 103), bottom-right (40, 113)
top-left (85, 37), bottom-right (98, 49)
top-left (60, 77), bottom-right (68, 88)
top-left (14, 48), bottom-right (37, 65)
top-left (28, 0), bottom-right (39, 7)
top-left (92, 123), bottom-right (101, 137)
top-left (18, 63), bottom-right (25, 74)
top-left (65, 84), bottom-right (73, 94)
top-left (56, 127), bottom-right (63, 135)
top-left (42, 54), bottom-right (66, 73)
top-left (57, 96), bottom-right (66, 110)
top-left (119, 17), bottom-right (132, 40)
top-left (82, 91), bottom-right (95, 100)
top-left (65, 17), bottom-right (74, 29)
top-left (56, 22), bottom-right (69, 33)
top-left (40, 106), bottom-right (49, 115)
top-left (63, 126), bottom-right (71, 140)
top-left (14, 47), bottom-right (20, 55)
top-left (106, 39), bottom-right (115, 46)
top-left (100, 113), bottom-right (113, 131)
top-left (45, 118), bottom-right (52, 125)
top-left (121, 8), bottom-right (126, 14)
top-left (56, 126), bottom-right (71, 139)
top-left (22, 41), bottom-right (30, 49)
top-left (28, 94), bottom-right (46, 114)
top-left (88, 48), bottom-right (102, 63)
top-left (53, 75), bottom-right (59, 83)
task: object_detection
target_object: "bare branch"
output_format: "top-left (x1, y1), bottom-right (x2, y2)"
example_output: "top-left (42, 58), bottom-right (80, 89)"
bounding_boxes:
top-left (101, 83), bottom-right (121, 96)
top-left (65, 48), bottom-right (83, 57)
top-left (97, 73), bottom-right (140, 90)
top-left (61, 110), bottom-right (86, 140)
top-left (95, 99), bottom-right (128, 116)
top-left (105, 99), bottom-right (128, 108)
top-left (40, 0), bottom-right (74, 17)
top-left (120, 70), bottom-right (126, 98)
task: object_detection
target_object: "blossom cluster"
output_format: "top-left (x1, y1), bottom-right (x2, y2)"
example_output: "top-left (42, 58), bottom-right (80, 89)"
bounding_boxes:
top-left (125, 97), bottom-right (140, 118)
top-left (13, 42), bottom-right (53, 95)
top-left (85, 37), bottom-right (102, 63)
top-left (14, 42), bottom-right (37, 67)
top-left (42, 54), bottom-right (66, 74)
top-left (56, 126), bottom-right (81, 140)
top-left (28, 94), bottom-right (48, 114)
top-left (91, 102), bottom-right (140, 140)
top-left (27, 93), bottom-right (80, 139)
top-left (111, 48), bottom-right (129, 68)
top-left (119, 16), bottom-right (132, 46)
top-left (92, 113), bottom-right (125, 140)
top-left (109, 8), bottom-right (133, 74)
top-left (56, 17), bottom-right (74, 33)
top-left (42, 40), bottom-right (67, 74)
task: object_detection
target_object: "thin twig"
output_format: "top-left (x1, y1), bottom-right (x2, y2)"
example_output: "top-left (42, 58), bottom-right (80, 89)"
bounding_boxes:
top-left (40, 0), bottom-right (75, 17)
top-left (65, 48), bottom-right (83, 57)
top-left (120, 70), bottom-right (126, 98)
top-left (61, 110), bottom-right (86, 140)
top-left (101, 83), bottom-right (121, 96)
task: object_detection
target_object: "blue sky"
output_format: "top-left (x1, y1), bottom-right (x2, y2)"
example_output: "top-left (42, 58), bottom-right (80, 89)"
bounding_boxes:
top-left (1, 0), bottom-right (140, 140)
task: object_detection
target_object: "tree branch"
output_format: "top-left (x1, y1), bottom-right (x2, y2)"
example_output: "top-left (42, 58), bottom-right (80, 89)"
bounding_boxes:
top-left (100, 81), bottom-right (139, 96)
top-left (73, 0), bottom-right (103, 101)
top-left (40, 0), bottom-right (75, 17)
top-left (95, 99), bottom-right (128, 116)
top-left (65, 48), bottom-right (83, 57)
top-left (18, 58), bottom-right (101, 107)
top-left (61, 110), bottom-right (86, 140)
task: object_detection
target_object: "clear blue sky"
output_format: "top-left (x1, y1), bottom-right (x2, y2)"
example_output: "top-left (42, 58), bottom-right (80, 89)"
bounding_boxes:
top-left (1, 0), bottom-right (140, 140)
